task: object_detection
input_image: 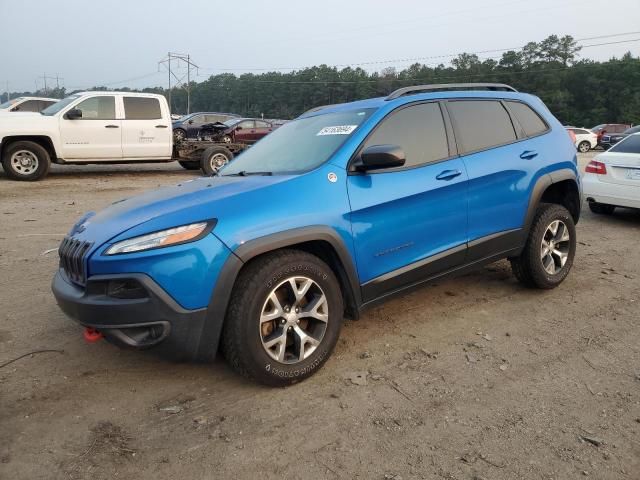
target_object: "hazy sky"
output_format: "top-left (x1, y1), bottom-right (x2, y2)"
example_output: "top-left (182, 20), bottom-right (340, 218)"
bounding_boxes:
top-left (1, 0), bottom-right (639, 93)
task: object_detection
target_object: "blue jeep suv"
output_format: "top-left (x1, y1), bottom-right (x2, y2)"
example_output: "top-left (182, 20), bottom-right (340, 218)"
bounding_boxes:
top-left (52, 83), bottom-right (581, 386)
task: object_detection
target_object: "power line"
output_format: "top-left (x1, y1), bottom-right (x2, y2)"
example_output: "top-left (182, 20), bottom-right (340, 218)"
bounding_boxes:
top-left (158, 53), bottom-right (198, 114)
top-left (197, 31), bottom-right (640, 73)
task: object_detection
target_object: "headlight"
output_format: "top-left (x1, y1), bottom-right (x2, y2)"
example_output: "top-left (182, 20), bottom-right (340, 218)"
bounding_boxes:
top-left (105, 222), bottom-right (212, 255)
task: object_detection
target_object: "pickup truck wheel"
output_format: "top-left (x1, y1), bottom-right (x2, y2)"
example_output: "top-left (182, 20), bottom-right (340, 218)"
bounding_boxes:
top-left (200, 146), bottom-right (233, 175)
top-left (178, 161), bottom-right (200, 170)
top-left (510, 203), bottom-right (576, 289)
top-left (578, 141), bottom-right (591, 153)
top-left (221, 250), bottom-right (343, 386)
top-left (2, 141), bottom-right (51, 181)
top-left (173, 129), bottom-right (186, 142)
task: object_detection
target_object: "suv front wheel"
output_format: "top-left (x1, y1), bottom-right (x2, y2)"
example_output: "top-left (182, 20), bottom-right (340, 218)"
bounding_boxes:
top-left (221, 250), bottom-right (343, 386)
top-left (510, 203), bottom-right (576, 289)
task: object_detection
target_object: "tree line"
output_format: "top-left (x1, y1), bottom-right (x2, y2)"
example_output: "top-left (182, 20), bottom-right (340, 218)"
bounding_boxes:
top-left (3, 35), bottom-right (639, 127)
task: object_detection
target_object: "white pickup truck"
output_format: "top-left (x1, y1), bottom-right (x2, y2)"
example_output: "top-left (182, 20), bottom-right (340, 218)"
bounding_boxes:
top-left (0, 91), bottom-right (239, 181)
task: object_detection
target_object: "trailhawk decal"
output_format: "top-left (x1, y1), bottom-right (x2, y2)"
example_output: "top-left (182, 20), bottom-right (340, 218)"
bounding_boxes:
top-left (317, 125), bottom-right (358, 136)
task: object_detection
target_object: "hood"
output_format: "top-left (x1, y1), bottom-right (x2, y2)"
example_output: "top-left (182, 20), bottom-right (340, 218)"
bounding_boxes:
top-left (0, 113), bottom-right (57, 135)
top-left (72, 174), bottom-right (294, 248)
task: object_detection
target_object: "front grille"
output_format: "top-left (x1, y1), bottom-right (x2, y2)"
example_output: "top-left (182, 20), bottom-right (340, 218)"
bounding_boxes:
top-left (58, 237), bottom-right (93, 285)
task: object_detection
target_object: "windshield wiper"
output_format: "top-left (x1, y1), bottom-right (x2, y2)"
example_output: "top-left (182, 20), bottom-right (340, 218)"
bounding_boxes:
top-left (224, 171), bottom-right (273, 176)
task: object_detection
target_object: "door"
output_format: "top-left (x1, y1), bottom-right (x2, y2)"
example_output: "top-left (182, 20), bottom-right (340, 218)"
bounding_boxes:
top-left (447, 99), bottom-right (548, 261)
top-left (121, 96), bottom-right (172, 158)
top-left (185, 114), bottom-right (206, 137)
top-left (254, 120), bottom-right (273, 141)
top-left (59, 95), bottom-right (122, 159)
top-left (347, 102), bottom-right (468, 302)
top-left (235, 120), bottom-right (256, 143)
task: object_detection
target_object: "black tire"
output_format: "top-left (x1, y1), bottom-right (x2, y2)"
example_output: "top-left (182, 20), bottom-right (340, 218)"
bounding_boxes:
top-left (200, 146), bottom-right (233, 175)
top-left (173, 128), bottom-right (187, 142)
top-left (221, 250), bottom-right (344, 387)
top-left (578, 141), bottom-right (591, 153)
top-left (178, 160), bottom-right (200, 170)
top-left (510, 203), bottom-right (576, 289)
top-left (588, 202), bottom-right (615, 215)
top-left (1, 141), bottom-right (51, 181)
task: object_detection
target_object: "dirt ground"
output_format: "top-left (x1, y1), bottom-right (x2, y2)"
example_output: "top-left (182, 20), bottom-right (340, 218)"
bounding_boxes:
top-left (1, 153), bottom-right (639, 480)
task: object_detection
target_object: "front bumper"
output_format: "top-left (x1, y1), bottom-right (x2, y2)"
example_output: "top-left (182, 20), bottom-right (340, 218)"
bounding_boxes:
top-left (52, 270), bottom-right (208, 360)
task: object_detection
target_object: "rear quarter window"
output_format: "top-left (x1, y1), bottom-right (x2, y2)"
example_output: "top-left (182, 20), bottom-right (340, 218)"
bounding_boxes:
top-left (123, 97), bottom-right (162, 120)
top-left (506, 101), bottom-right (548, 137)
top-left (448, 100), bottom-right (517, 154)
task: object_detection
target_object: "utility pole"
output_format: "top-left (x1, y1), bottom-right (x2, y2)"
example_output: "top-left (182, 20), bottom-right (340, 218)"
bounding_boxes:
top-left (158, 52), bottom-right (198, 114)
top-left (5, 81), bottom-right (9, 101)
top-left (36, 73), bottom-right (63, 95)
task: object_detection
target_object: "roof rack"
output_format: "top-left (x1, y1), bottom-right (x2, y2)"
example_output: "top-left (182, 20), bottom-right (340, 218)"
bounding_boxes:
top-left (385, 83), bottom-right (518, 101)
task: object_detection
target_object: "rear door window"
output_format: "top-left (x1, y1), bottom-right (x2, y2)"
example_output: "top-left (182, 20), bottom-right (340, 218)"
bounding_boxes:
top-left (123, 97), bottom-right (162, 120)
top-left (363, 102), bottom-right (449, 168)
top-left (448, 100), bottom-right (517, 154)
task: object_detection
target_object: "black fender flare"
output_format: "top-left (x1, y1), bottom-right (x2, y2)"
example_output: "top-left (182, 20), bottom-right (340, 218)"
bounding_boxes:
top-left (195, 226), bottom-right (362, 361)
top-left (523, 168), bottom-right (580, 239)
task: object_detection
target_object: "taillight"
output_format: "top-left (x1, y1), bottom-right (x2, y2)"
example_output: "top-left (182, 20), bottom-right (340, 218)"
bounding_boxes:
top-left (585, 160), bottom-right (607, 174)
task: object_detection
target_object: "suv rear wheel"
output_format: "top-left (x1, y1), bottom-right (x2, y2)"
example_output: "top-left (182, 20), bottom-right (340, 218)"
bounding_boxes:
top-left (578, 140), bottom-right (591, 153)
top-left (510, 203), bottom-right (576, 289)
top-left (2, 141), bottom-right (51, 181)
top-left (221, 250), bottom-right (343, 386)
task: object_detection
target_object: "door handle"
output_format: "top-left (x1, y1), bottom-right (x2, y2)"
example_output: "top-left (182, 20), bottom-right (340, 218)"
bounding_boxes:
top-left (105, 124), bottom-right (119, 128)
top-left (155, 125), bottom-right (168, 128)
top-left (436, 169), bottom-right (462, 181)
top-left (520, 150), bottom-right (538, 160)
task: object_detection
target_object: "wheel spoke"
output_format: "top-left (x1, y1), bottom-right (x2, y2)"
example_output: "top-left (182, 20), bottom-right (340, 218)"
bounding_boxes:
top-left (299, 293), bottom-right (328, 323)
top-left (552, 248), bottom-right (568, 267)
top-left (548, 220), bottom-right (559, 237)
top-left (288, 277), bottom-right (313, 303)
top-left (260, 292), bottom-right (284, 323)
top-left (293, 325), bottom-right (320, 361)
top-left (263, 330), bottom-right (287, 362)
top-left (557, 224), bottom-right (570, 243)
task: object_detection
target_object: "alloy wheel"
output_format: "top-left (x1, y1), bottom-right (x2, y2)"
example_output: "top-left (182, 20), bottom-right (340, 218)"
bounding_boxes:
top-left (259, 276), bottom-right (329, 364)
top-left (540, 220), bottom-right (571, 274)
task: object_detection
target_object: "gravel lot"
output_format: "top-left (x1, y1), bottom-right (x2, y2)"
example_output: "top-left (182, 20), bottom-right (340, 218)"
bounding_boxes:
top-left (1, 152), bottom-right (639, 480)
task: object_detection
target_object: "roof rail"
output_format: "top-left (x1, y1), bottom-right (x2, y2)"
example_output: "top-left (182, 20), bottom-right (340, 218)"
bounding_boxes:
top-left (385, 83), bottom-right (518, 101)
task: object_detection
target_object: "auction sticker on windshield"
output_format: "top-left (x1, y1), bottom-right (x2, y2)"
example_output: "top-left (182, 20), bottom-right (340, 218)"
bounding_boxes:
top-left (317, 125), bottom-right (358, 136)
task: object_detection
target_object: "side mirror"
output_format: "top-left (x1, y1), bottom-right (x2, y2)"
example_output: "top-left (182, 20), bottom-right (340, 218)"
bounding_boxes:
top-left (66, 108), bottom-right (82, 120)
top-left (356, 144), bottom-right (406, 171)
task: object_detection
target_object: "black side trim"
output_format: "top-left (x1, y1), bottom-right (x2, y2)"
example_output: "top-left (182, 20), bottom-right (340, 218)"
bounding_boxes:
top-left (467, 228), bottom-right (523, 262)
top-left (361, 246), bottom-right (521, 311)
top-left (362, 244), bottom-right (466, 302)
top-left (523, 173), bottom-right (553, 236)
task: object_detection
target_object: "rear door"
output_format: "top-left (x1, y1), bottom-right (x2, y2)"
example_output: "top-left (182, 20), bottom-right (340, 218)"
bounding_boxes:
top-left (121, 96), bottom-right (171, 158)
top-left (347, 102), bottom-right (468, 301)
top-left (254, 120), bottom-right (273, 140)
top-left (59, 95), bottom-right (122, 159)
top-left (447, 99), bottom-right (548, 260)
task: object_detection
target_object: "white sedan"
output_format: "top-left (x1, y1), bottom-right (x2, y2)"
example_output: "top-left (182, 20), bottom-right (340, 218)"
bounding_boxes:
top-left (567, 127), bottom-right (598, 153)
top-left (583, 133), bottom-right (640, 214)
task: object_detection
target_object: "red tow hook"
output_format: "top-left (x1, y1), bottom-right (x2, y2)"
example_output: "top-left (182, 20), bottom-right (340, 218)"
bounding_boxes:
top-left (83, 327), bottom-right (103, 343)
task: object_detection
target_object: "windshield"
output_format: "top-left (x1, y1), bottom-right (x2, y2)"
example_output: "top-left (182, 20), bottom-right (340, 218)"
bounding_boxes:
top-left (0, 97), bottom-right (23, 109)
top-left (221, 108), bottom-right (375, 175)
top-left (591, 124), bottom-right (605, 132)
top-left (609, 134), bottom-right (640, 154)
top-left (41, 95), bottom-right (81, 116)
